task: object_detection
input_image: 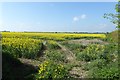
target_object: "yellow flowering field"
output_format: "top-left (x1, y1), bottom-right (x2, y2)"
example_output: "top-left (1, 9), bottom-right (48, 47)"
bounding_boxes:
top-left (2, 32), bottom-right (106, 41)
top-left (2, 38), bottom-right (43, 58)
top-left (3, 32), bottom-right (118, 79)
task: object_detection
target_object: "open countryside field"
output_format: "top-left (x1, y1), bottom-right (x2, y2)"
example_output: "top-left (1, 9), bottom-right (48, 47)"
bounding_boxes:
top-left (2, 32), bottom-right (119, 80)
top-left (1, 1), bottom-right (119, 80)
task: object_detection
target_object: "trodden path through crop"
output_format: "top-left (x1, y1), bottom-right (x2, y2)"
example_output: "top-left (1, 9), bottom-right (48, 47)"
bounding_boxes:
top-left (57, 42), bottom-right (88, 78)
top-left (19, 41), bottom-right (88, 78)
top-left (57, 42), bottom-right (76, 63)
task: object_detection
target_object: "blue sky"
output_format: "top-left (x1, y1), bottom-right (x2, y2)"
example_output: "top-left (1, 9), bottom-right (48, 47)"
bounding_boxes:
top-left (0, 2), bottom-right (117, 32)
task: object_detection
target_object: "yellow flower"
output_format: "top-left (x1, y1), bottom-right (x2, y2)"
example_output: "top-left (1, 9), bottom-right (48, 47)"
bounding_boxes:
top-left (39, 70), bottom-right (42, 74)
top-left (55, 69), bottom-right (57, 72)
top-left (54, 74), bottom-right (57, 78)
top-left (46, 72), bottom-right (48, 75)
top-left (41, 76), bottom-right (44, 78)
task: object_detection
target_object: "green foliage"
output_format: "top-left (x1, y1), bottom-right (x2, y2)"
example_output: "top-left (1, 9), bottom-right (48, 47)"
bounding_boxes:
top-left (88, 61), bottom-right (119, 79)
top-left (100, 44), bottom-right (118, 61)
top-left (34, 60), bottom-right (68, 80)
top-left (103, 13), bottom-right (118, 26)
top-left (76, 44), bottom-right (105, 61)
top-left (64, 63), bottom-right (75, 71)
top-left (81, 43), bottom-right (119, 79)
top-left (45, 50), bottom-right (66, 62)
top-left (83, 59), bottom-right (107, 71)
top-left (76, 43), bottom-right (118, 62)
top-left (47, 40), bottom-right (61, 49)
top-left (61, 41), bottom-right (87, 53)
top-left (103, 1), bottom-right (120, 28)
top-left (106, 30), bottom-right (118, 43)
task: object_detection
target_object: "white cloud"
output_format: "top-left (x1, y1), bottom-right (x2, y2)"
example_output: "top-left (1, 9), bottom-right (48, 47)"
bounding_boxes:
top-left (80, 14), bottom-right (86, 19)
top-left (73, 14), bottom-right (86, 22)
top-left (73, 16), bottom-right (79, 21)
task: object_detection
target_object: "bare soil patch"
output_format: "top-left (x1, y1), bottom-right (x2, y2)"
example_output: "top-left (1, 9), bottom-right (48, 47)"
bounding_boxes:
top-left (68, 39), bottom-right (108, 45)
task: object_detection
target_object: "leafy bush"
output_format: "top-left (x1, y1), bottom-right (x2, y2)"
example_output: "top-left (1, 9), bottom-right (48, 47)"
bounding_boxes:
top-left (107, 30), bottom-right (118, 42)
top-left (82, 43), bottom-right (119, 79)
top-left (47, 40), bottom-right (60, 49)
top-left (100, 43), bottom-right (118, 63)
top-left (102, 30), bottom-right (119, 43)
top-left (76, 43), bottom-right (118, 62)
top-left (88, 62), bottom-right (119, 79)
top-left (83, 59), bottom-right (107, 71)
top-left (34, 60), bottom-right (68, 80)
top-left (45, 50), bottom-right (66, 62)
top-left (76, 44), bottom-right (105, 61)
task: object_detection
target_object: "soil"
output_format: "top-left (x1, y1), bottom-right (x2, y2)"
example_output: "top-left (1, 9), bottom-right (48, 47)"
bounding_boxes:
top-left (68, 39), bottom-right (108, 45)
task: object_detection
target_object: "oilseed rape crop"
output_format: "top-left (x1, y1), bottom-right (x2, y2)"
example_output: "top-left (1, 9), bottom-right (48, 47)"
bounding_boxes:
top-left (2, 32), bottom-right (106, 59)
top-left (2, 38), bottom-right (43, 59)
top-left (2, 32), bottom-right (106, 41)
top-left (35, 60), bottom-right (68, 79)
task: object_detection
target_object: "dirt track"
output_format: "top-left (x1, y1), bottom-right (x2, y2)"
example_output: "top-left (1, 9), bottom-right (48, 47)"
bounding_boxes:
top-left (57, 42), bottom-right (88, 78)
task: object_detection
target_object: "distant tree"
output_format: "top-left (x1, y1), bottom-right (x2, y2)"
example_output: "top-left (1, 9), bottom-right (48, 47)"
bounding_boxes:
top-left (2, 30), bottom-right (10, 32)
top-left (103, 0), bottom-right (120, 28)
